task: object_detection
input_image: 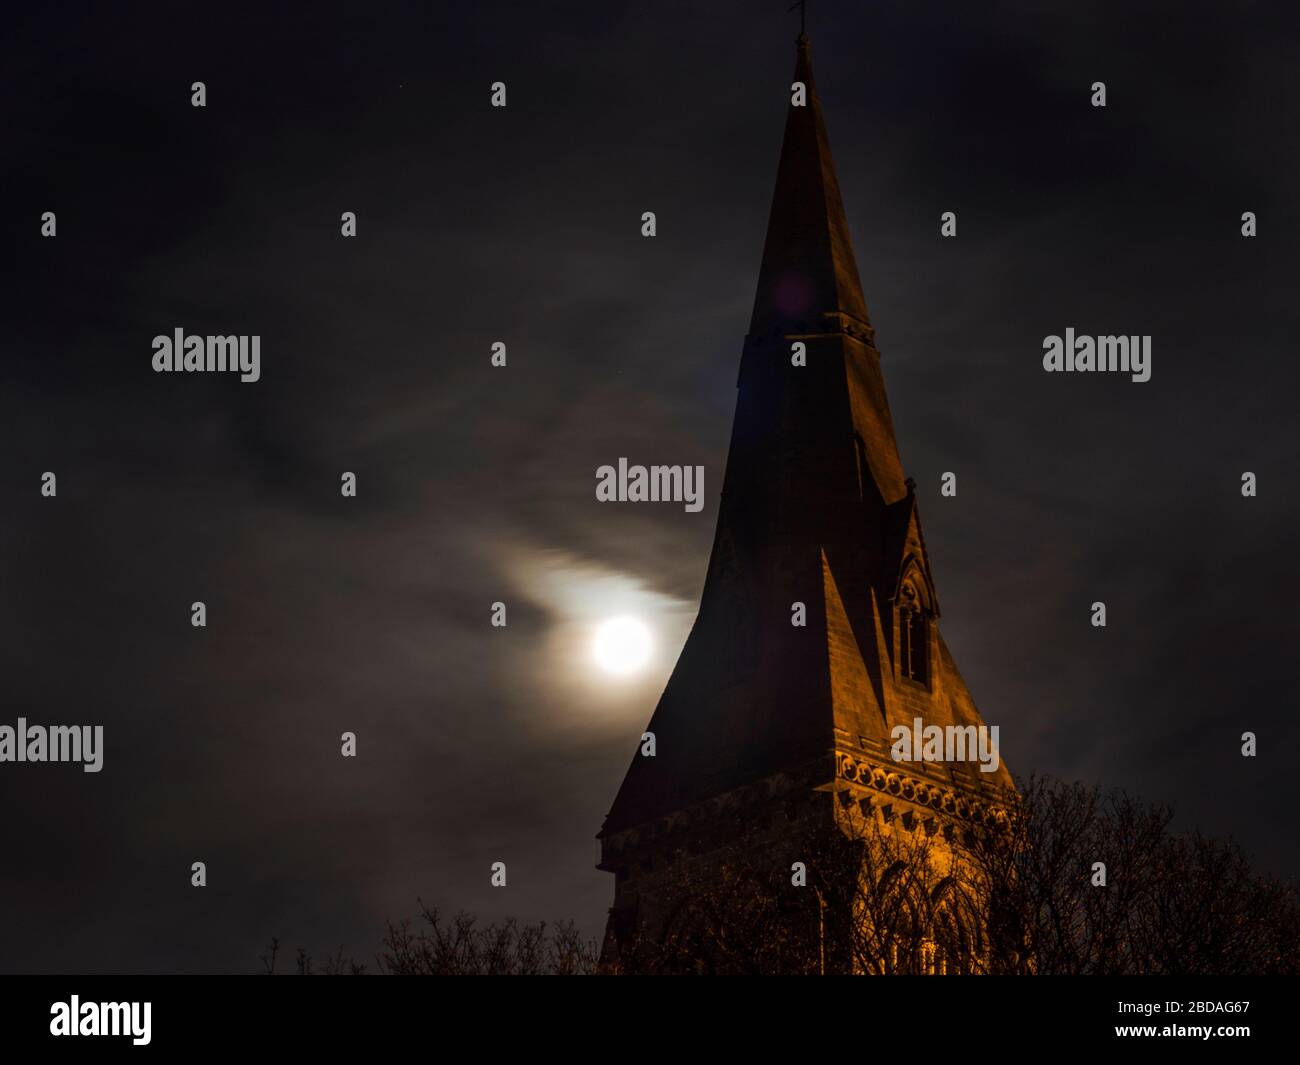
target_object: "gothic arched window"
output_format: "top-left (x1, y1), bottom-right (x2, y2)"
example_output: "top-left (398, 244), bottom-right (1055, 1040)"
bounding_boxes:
top-left (898, 580), bottom-right (929, 685)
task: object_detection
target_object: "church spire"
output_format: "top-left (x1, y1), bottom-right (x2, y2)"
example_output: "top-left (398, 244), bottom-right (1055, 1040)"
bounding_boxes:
top-left (749, 33), bottom-right (872, 339)
top-left (599, 26), bottom-right (1009, 878)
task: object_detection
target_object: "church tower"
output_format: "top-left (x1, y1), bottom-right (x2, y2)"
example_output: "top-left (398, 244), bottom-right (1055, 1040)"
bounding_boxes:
top-left (597, 32), bottom-right (1012, 972)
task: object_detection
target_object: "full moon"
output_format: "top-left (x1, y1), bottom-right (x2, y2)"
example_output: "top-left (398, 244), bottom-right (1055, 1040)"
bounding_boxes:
top-left (592, 616), bottom-right (653, 676)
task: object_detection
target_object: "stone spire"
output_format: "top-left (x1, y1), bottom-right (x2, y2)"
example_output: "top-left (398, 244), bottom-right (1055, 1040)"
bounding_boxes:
top-left (600, 34), bottom-right (1009, 854)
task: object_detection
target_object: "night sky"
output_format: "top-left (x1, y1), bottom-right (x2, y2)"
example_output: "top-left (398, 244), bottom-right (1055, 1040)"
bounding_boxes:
top-left (3, 0), bottom-right (1299, 972)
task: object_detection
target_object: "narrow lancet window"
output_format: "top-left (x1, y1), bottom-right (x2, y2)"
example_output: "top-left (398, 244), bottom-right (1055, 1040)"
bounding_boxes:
top-left (899, 581), bottom-right (929, 685)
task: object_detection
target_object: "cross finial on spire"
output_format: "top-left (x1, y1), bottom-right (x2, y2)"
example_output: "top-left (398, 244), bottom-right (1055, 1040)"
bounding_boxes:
top-left (787, 0), bottom-right (807, 37)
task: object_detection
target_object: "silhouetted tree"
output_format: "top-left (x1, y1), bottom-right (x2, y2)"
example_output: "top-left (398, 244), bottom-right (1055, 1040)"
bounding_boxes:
top-left (263, 900), bottom-right (598, 975)
top-left (966, 776), bottom-right (1300, 975)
